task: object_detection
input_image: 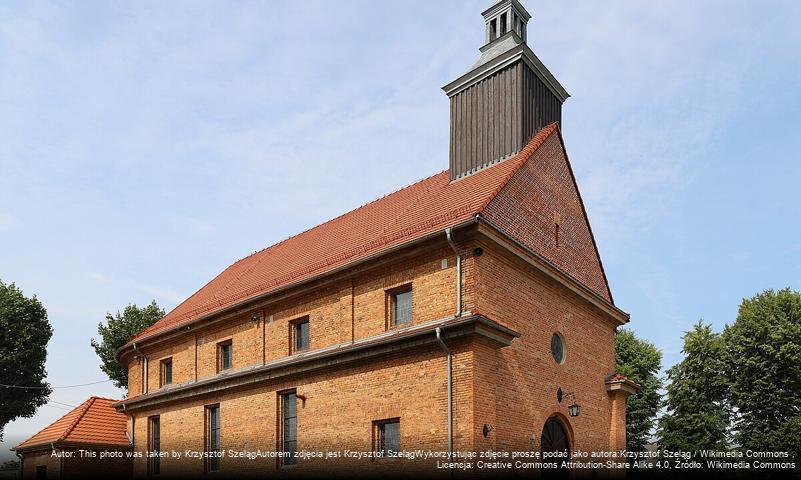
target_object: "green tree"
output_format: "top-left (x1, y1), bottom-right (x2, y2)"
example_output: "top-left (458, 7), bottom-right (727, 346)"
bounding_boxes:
top-left (615, 328), bottom-right (662, 452)
top-left (0, 280), bottom-right (52, 441)
top-left (90, 301), bottom-right (164, 390)
top-left (658, 321), bottom-right (729, 453)
top-left (722, 288), bottom-right (801, 457)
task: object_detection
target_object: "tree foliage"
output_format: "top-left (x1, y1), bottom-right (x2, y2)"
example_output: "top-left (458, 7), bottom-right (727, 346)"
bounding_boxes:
top-left (658, 321), bottom-right (729, 453)
top-left (722, 288), bottom-right (801, 457)
top-left (615, 328), bottom-right (663, 451)
top-left (90, 301), bottom-right (164, 390)
top-left (0, 280), bottom-right (52, 441)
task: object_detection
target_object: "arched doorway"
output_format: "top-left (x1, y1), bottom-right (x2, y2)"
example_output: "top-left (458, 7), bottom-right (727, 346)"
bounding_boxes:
top-left (541, 415), bottom-right (571, 452)
top-left (540, 415), bottom-right (571, 477)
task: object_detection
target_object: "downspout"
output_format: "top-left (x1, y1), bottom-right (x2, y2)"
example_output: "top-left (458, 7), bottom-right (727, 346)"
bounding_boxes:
top-left (445, 228), bottom-right (462, 317)
top-left (439, 226), bottom-right (460, 475)
top-left (122, 403), bottom-right (135, 448)
top-left (14, 451), bottom-right (23, 479)
top-left (435, 327), bottom-right (453, 474)
top-left (133, 343), bottom-right (147, 394)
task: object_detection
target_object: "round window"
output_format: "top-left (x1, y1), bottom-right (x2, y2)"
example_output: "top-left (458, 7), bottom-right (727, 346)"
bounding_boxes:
top-left (551, 333), bottom-right (566, 364)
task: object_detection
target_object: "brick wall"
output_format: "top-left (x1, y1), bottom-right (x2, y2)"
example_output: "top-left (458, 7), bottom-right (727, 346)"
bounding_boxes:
top-left (128, 357), bottom-right (142, 396)
top-left (473, 237), bottom-right (621, 453)
top-left (63, 448), bottom-right (132, 479)
top-left (121, 229), bottom-right (626, 477)
top-left (145, 336), bottom-right (195, 391)
top-left (483, 131), bottom-right (611, 302)
top-left (127, 244), bottom-right (461, 398)
top-left (20, 450), bottom-right (60, 479)
top-left (130, 341), bottom-right (474, 477)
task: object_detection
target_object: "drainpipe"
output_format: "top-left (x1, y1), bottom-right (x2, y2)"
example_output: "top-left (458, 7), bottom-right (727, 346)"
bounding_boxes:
top-left (14, 451), bottom-right (23, 479)
top-left (445, 228), bottom-right (462, 317)
top-left (435, 327), bottom-right (453, 473)
top-left (133, 343), bottom-right (147, 394)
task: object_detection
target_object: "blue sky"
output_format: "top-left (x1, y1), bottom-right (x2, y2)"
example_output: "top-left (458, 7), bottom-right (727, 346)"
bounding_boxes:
top-left (2, 0), bottom-right (800, 458)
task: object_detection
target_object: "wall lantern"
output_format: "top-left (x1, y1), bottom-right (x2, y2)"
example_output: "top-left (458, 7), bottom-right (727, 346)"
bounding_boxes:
top-left (559, 390), bottom-right (581, 417)
top-left (567, 402), bottom-right (581, 417)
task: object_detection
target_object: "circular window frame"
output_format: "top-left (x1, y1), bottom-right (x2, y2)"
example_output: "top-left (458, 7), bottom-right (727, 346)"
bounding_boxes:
top-left (551, 332), bottom-right (567, 364)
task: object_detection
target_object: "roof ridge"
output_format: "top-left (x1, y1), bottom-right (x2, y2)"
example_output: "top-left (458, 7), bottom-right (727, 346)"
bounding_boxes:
top-left (232, 169), bottom-right (449, 265)
top-left (62, 396), bottom-right (96, 441)
top-left (88, 396), bottom-right (120, 402)
top-left (13, 396), bottom-right (127, 450)
top-left (127, 123), bottom-right (584, 345)
top-left (133, 170), bottom-right (453, 340)
top-left (11, 410), bottom-right (74, 450)
top-left (156, 204), bottom-right (476, 326)
top-left (477, 122), bottom-right (559, 214)
top-left (200, 170), bottom-right (449, 307)
top-left (551, 125), bottom-right (615, 303)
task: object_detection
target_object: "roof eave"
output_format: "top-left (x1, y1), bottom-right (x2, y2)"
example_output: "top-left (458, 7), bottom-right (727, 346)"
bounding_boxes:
top-left (12, 440), bottom-right (132, 453)
top-left (442, 42), bottom-right (569, 102)
top-left (115, 313), bottom-right (519, 413)
top-left (117, 216), bottom-right (482, 363)
top-left (475, 216), bottom-right (629, 325)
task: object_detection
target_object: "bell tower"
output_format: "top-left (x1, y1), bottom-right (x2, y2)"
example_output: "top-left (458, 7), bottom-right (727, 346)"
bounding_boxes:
top-left (483, 0), bottom-right (529, 44)
top-left (443, 0), bottom-right (569, 180)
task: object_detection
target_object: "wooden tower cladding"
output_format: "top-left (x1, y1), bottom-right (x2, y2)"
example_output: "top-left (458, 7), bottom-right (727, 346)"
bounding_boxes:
top-left (443, 0), bottom-right (569, 180)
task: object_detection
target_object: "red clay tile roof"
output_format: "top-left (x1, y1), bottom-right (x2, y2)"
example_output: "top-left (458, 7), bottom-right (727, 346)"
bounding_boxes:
top-left (130, 123), bottom-right (612, 343)
top-left (13, 397), bottom-right (130, 450)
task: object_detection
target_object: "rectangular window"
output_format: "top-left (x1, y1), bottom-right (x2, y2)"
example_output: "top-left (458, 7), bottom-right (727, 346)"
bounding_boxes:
top-left (148, 416), bottom-right (160, 476)
top-left (291, 318), bottom-right (310, 353)
top-left (500, 12), bottom-right (507, 35)
top-left (36, 466), bottom-right (46, 480)
top-left (375, 419), bottom-right (400, 455)
top-left (205, 405), bottom-right (221, 472)
top-left (160, 358), bottom-right (172, 386)
top-left (390, 286), bottom-right (413, 327)
top-left (279, 391), bottom-right (297, 466)
top-left (489, 19), bottom-right (497, 41)
top-left (217, 340), bottom-right (233, 372)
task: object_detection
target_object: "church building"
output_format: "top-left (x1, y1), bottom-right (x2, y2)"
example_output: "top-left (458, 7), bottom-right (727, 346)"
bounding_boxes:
top-left (109, 0), bottom-right (637, 477)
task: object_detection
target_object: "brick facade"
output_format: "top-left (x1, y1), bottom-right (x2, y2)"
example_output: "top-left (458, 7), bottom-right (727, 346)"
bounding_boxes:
top-left (111, 50), bottom-right (635, 478)
top-left (118, 223), bottom-right (631, 478)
